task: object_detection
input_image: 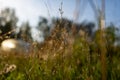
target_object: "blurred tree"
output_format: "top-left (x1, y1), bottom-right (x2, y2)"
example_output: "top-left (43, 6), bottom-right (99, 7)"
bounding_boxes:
top-left (37, 17), bottom-right (50, 38)
top-left (79, 21), bottom-right (95, 39)
top-left (51, 18), bottom-right (73, 32)
top-left (94, 23), bottom-right (119, 57)
top-left (104, 23), bottom-right (119, 57)
top-left (17, 22), bottom-right (32, 42)
top-left (105, 23), bottom-right (118, 45)
top-left (0, 8), bottom-right (18, 42)
top-left (51, 18), bottom-right (95, 39)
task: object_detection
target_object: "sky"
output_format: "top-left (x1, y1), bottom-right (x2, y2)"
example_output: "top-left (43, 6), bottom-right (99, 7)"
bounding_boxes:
top-left (0, 0), bottom-right (120, 26)
top-left (0, 0), bottom-right (120, 42)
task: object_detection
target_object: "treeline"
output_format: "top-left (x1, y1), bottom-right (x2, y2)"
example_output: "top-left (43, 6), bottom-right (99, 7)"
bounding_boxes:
top-left (0, 8), bottom-right (120, 46)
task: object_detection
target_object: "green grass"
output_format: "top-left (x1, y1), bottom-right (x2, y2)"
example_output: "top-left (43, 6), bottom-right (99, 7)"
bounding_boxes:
top-left (0, 27), bottom-right (120, 80)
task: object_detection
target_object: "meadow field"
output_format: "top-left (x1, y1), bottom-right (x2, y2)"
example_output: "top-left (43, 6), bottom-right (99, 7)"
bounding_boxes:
top-left (0, 0), bottom-right (120, 80)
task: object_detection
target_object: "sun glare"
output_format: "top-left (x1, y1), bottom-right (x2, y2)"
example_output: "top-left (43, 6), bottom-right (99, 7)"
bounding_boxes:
top-left (1, 41), bottom-right (16, 49)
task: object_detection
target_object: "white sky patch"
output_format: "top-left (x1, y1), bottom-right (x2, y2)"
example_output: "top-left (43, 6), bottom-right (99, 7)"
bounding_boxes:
top-left (0, 0), bottom-right (48, 26)
top-left (32, 28), bottom-right (44, 43)
top-left (0, 0), bottom-right (78, 26)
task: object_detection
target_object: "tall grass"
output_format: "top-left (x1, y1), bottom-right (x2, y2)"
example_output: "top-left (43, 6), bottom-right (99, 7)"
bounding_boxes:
top-left (0, 21), bottom-right (120, 80)
top-left (0, 1), bottom-right (120, 80)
